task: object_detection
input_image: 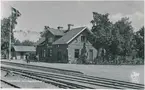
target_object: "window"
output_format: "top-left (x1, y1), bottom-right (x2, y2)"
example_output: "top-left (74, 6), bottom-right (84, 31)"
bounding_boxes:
top-left (57, 50), bottom-right (61, 61)
top-left (50, 49), bottom-right (52, 56)
top-left (89, 49), bottom-right (93, 60)
top-left (44, 49), bottom-right (46, 57)
top-left (74, 49), bottom-right (79, 58)
top-left (81, 36), bottom-right (86, 42)
top-left (41, 49), bottom-right (44, 57)
top-left (48, 49), bottom-right (52, 57)
top-left (48, 37), bottom-right (53, 42)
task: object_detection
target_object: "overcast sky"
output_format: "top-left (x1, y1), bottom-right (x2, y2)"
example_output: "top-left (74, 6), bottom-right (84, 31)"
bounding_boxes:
top-left (1, 1), bottom-right (144, 42)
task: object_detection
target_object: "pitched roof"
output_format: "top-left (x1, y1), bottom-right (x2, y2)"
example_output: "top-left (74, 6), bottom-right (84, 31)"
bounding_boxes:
top-left (35, 37), bottom-right (46, 45)
top-left (48, 28), bottom-right (64, 36)
top-left (53, 27), bottom-right (87, 44)
top-left (35, 28), bottom-right (66, 46)
top-left (13, 46), bottom-right (36, 52)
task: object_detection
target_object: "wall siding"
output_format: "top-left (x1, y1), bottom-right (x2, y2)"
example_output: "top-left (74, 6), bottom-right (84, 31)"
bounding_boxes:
top-left (37, 28), bottom-right (97, 64)
top-left (16, 52), bottom-right (21, 59)
top-left (68, 30), bottom-right (97, 63)
top-left (52, 44), bottom-right (68, 63)
top-left (36, 31), bottom-right (55, 62)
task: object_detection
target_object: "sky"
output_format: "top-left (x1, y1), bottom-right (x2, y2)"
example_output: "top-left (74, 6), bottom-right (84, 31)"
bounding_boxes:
top-left (1, 1), bottom-right (144, 42)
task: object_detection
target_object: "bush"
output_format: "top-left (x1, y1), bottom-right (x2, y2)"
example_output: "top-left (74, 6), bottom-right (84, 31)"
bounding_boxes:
top-left (133, 58), bottom-right (144, 65)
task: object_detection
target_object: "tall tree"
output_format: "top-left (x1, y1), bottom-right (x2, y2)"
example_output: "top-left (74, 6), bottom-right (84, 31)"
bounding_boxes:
top-left (113, 17), bottom-right (134, 56)
top-left (90, 12), bottom-right (113, 62)
top-left (90, 12), bottom-right (136, 64)
top-left (78, 43), bottom-right (88, 64)
top-left (1, 7), bottom-right (21, 58)
top-left (1, 8), bottom-right (21, 48)
top-left (109, 17), bottom-right (134, 64)
top-left (135, 26), bottom-right (144, 59)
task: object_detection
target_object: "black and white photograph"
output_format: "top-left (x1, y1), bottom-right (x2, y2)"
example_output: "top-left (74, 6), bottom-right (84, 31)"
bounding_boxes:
top-left (1, 0), bottom-right (144, 89)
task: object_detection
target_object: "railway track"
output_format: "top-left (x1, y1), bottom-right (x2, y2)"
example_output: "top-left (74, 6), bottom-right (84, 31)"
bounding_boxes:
top-left (2, 61), bottom-right (144, 88)
top-left (1, 79), bottom-right (20, 88)
top-left (1, 64), bottom-right (144, 89)
top-left (1, 66), bottom-right (94, 89)
top-left (1, 61), bottom-right (83, 75)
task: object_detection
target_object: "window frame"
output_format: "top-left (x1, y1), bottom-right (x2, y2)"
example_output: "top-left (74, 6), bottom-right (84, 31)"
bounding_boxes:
top-left (74, 49), bottom-right (79, 58)
top-left (81, 36), bottom-right (86, 42)
top-left (44, 49), bottom-right (46, 57)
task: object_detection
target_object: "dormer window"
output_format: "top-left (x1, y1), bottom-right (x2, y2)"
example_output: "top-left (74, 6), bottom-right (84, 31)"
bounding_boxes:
top-left (81, 36), bottom-right (86, 42)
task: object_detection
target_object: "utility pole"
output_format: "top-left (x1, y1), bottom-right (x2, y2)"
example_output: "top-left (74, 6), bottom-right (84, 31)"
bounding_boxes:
top-left (8, 7), bottom-right (21, 60)
top-left (9, 28), bottom-right (11, 60)
top-left (8, 8), bottom-right (12, 60)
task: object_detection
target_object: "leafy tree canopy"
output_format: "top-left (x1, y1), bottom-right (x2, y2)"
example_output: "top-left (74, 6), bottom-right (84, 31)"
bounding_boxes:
top-left (1, 7), bottom-right (21, 50)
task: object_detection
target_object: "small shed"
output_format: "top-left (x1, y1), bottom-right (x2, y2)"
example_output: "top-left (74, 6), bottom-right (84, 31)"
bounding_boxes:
top-left (11, 46), bottom-right (36, 60)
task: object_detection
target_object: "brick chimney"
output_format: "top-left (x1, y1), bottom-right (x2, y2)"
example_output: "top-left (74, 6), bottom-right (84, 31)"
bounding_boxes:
top-left (57, 26), bottom-right (63, 30)
top-left (44, 26), bottom-right (50, 29)
top-left (67, 24), bottom-right (74, 31)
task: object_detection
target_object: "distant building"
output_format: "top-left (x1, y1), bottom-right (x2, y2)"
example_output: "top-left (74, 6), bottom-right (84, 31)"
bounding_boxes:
top-left (11, 46), bottom-right (36, 60)
top-left (36, 26), bottom-right (97, 63)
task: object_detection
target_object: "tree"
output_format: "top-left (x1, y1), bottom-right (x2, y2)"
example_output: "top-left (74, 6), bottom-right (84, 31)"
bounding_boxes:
top-left (1, 7), bottom-right (21, 46)
top-left (1, 7), bottom-right (21, 58)
top-left (137, 26), bottom-right (144, 38)
top-left (13, 38), bottom-right (21, 45)
top-left (77, 43), bottom-right (88, 64)
top-left (90, 12), bottom-right (113, 63)
top-left (135, 26), bottom-right (144, 59)
top-left (113, 17), bottom-right (134, 58)
top-left (90, 12), bottom-right (136, 64)
top-left (109, 17), bottom-right (135, 64)
top-left (21, 40), bottom-right (35, 46)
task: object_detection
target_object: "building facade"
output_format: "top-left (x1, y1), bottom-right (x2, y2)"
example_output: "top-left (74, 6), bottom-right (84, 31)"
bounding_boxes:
top-left (11, 46), bottom-right (36, 60)
top-left (36, 26), bottom-right (97, 63)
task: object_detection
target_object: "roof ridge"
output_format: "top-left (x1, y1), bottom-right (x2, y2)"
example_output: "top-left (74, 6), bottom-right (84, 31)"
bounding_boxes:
top-left (66, 27), bottom-right (87, 44)
top-left (53, 26), bottom-right (87, 44)
top-left (14, 45), bottom-right (35, 47)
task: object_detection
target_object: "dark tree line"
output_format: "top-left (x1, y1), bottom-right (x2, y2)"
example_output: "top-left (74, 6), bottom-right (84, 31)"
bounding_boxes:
top-left (88, 12), bottom-right (144, 65)
top-left (14, 39), bottom-right (35, 46)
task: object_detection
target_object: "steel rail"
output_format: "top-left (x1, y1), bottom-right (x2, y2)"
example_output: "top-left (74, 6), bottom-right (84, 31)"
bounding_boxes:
top-left (1, 67), bottom-right (94, 89)
top-left (1, 66), bottom-right (144, 89)
top-left (1, 79), bottom-right (21, 88)
top-left (1, 61), bottom-right (144, 88)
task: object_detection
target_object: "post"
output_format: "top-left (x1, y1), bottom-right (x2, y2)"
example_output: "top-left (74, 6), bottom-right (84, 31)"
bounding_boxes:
top-left (9, 9), bottom-right (12, 60)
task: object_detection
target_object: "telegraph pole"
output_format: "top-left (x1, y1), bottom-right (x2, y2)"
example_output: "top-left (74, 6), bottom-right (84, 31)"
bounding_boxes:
top-left (8, 7), bottom-right (21, 60)
top-left (9, 8), bottom-right (12, 60)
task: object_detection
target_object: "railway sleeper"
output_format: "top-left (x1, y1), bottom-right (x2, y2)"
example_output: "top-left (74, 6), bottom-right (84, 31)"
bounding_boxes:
top-left (1, 68), bottom-right (87, 89)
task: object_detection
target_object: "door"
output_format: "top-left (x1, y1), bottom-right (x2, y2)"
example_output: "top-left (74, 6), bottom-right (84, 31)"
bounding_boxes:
top-left (20, 52), bottom-right (24, 59)
top-left (57, 50), bottom-right (61, 62)
top-left (89, 49), bottom-right (93, 61)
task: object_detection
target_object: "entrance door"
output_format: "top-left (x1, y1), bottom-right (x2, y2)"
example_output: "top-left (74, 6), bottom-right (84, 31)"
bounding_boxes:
top-left (57, 50), bottom-right (61, 62)
top-left (89, 49), bottom-right (93, 61)
top-left (20, 52), bottom-right (24, 59)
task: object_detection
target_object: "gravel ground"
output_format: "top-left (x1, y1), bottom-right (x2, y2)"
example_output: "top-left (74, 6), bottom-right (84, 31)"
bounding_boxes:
top-left (1, 59), bottom-right (144, 85)
top-left (1, 70), bottom-right (59, 88)
top-left (1, 81), bottom-right (15, 88)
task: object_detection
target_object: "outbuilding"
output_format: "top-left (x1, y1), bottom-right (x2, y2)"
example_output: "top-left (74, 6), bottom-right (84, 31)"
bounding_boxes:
top-left (11, 46), bottom-right (36, 60)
